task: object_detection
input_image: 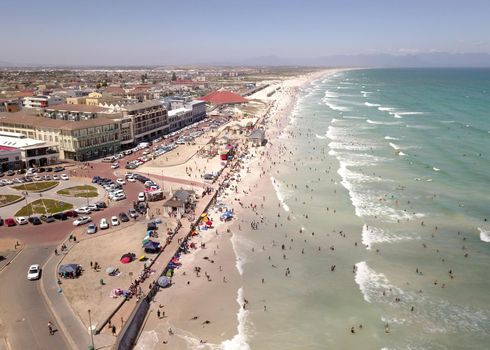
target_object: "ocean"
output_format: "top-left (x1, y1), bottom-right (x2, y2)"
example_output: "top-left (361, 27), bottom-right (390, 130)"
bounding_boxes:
top-left (231, 69), bottom-right (490, 350)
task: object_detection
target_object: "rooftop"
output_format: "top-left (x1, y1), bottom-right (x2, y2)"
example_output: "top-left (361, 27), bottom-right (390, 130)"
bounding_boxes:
top-left (197, 90), bottom-right (248, 105)
top-left (123, 100), bottom-right (163, 112)
top-left (44, 103), bottom-right (109, 113)
top-left (0, 112), bottom-right (118, 131)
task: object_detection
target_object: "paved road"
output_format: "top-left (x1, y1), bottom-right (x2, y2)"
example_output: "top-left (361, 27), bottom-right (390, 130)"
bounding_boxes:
top-left (0, 164), bottom-right (144, 349)
top-left (0, 243), bottom-right (70, 350)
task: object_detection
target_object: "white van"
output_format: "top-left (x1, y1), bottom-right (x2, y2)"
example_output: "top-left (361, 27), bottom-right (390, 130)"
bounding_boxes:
top-left (138, 192), bottom-right (146, 202)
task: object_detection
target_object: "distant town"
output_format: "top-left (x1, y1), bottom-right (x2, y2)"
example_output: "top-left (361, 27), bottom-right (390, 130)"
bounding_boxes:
top-left (0, 66), bottom-right (313, 168)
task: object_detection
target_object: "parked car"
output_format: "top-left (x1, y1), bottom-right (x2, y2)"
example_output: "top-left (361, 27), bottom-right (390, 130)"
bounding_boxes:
top-left (75, 207), bottom-right (91, 215)
top-left (116, 178), bottom-right (125, 185)
top-left (128, 209), bottom-right (138, 218)
top-left (119, 212), bottom-right (130, 222)
top-left (111, 163), bottom-right (119, 169)
top-left (87, 204), bottom-right (100, 212)
top-left (127, 176), bottom-right (136, 182)
top-left (64, 210), bottom-right (78, 218)
top-left (28, 216), bottom-right (42, 225)
top-left (138, 192), bottom-right (146, 202)
top-left (52, 175), bottom-right (60, 180)
top-left (87, 223), bottom-right (97, 234)
top-left (113, 193), bottom-right (126, 201)
top-left (111, 216), bottom-right (120, 226)
top-left (40, 215), bottom-right (55, 223)
top-left (60, 174), bottom-right (69, 180)
top-left (95, 201), bottom-right (107, 209)
top-left (5, 218), bottom-right (16, 226)
top-left (6, 170), bottom-right (15, 176)
top-left (99, 218), bottom-right (109, 229)
top-left (27, 264), bottom-right (41, 280)
top-left (53, 212), bottom-right (67, 221)
top-left (73, 216), bottom-right (91, 226)
top-left (15, 217), bottom-right (28, 225)
top-left (53, 166), bottom-right (65, 172)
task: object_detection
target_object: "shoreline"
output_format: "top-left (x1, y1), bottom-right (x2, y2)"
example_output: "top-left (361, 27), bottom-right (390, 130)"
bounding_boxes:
top-left (136, 68), bottom-right (348, 349)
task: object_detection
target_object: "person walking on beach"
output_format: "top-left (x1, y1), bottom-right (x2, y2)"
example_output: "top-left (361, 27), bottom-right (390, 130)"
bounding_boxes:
top-left (48, 321), bottom-right (55, 335)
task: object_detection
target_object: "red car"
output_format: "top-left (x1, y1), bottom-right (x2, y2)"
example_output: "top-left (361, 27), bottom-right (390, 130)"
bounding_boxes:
top-left (64, 210), bottom-right (78, 218)
top-left (5, 218), bottom-right (16, 227)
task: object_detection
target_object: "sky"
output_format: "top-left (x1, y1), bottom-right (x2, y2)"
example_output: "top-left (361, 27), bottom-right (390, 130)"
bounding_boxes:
top-left (2, 0), bottom-right (490, 66)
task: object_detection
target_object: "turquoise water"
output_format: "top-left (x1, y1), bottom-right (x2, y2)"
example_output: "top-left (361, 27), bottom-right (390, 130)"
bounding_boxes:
top-left (235, 69), bottom-right (490, 350)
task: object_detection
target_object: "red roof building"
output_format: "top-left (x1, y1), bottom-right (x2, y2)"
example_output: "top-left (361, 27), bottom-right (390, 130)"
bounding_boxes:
top-left (197, 91), bottom-right (248, 105)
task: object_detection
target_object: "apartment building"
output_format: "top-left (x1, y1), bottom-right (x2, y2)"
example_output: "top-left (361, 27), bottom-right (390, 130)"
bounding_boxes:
top-left (43, 103), bottom-right (111, 121)
top-left (0, 112), bottom-right (120, 161)
top-left (23, 95), bottom-right (64, 108)
top-left (167, 100), bottom-right (206, 132)
top-left (119, 100), bottom-right (168, 146)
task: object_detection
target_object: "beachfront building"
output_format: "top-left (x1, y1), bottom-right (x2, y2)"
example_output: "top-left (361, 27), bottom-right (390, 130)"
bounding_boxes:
top-left (248, 128), bottom-right (266, 146)
top-left (0, 112), bottom-right (120, 161)
top-left (163, 189), bottom-right (196, 218)
top-left (42, 103), bottom-right (112, 121)
top-left (167, 100), bottom-right (207, 132)
top-left (23, 95), bottom-right (64, 108)
top-left (0, 131), bottom-right (59, 168)
top-left (119, 100), bottom-right (168, 146)
top-left (197, 90), bottom-right (248, 106)
top-left (0, 147), bottom-right (22, 171)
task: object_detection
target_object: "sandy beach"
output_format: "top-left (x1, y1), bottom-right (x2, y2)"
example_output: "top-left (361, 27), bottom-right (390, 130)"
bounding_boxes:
top-left (135, 69), bottom-right (345, 349)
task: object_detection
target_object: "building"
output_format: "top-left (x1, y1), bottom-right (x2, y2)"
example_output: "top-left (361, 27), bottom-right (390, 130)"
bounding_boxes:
top-left (248, 129), bottom-right (266, 146)
top-left (0, 146), bottom-right (22, 172)
top-left (119, 100), bottom-right (168, 146)
top-left (43, 104), bottom-right (112, 121)
top-left (23, 95), bottom-right (64, 108)
top-left (198, 90), bottom-right (248, 105)
top-left (0, 112), bottom-right (120, 161)
top-left (167, 100), bottom-right (206, 132)
top-left (0, 98), bottom-right (21, 113)
top-left (0, 131), bottom-right (59, 169)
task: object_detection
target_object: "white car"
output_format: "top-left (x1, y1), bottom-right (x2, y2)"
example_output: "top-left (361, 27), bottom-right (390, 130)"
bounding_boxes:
top-left (128, 208), bottom-right (138, 218)
top-left (73, 216), bottom-right (91, 226)
top-left (111, 163), bottom-right (119, 169)
top-left (138, 192), bottom-right (145, 202)
top-left (52, 175), bottom-right (60, 180)
top-left (100, 218), bottom-right (109, 229)
top-left (75, 207), bottom-right (91, 215)
top-left (15, 217), bottom-right (28, 225)
top-left (60, 174), bottom-right (69, 180)
top-left (113, 193), bottom-right (126, 201)
top-left (111, 216), bottom-right (120, 226)
top-left (127, 176), bottom-right (136, 183)
top-left (116, 178), bottom-right (126, 185)
top-left (27, 264), bottom-right (41, 280)
top-left (87, 204), bottom-right (99, 212)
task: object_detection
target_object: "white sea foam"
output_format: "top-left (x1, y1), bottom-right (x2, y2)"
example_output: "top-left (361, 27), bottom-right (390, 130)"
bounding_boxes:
top-left (270, 176), bottom-right (290, 212)
top-left (384, 136), bottom-right (400, 140)
top-left (364, 102), bottom-right (381, 107)
top-left (355, 262), bottom-right (490, 335)
top-left (478, 228), bottom-right (490, 242)
top-left (315, 134), bottom-right (326, 140)
top-left (361, 90), bottom-right (372, 97)
top-left (324, 90), bottom-right (339, 98)
top-left (361, 224), bottom-right (417, 249)
top-left (367, 119), bottom-right (402, 125)
top-left (331, 118), bottom-right (340, 123)
top-left (378, 106), bottom-right (397, 112)
top-left (342, 116), bottom-right (366, 120)
top-left (220, 288), bottom-right (251, 350)
top-left (432, 167), bottom-right (440, 172)
top-left (398, 151), bottom-right (406, 156)
top-left (389, 143), bottom-right (400, 150)
top-left (324, 101), bottom-right (351, 112)
top-left (393, 113), bottom-right (403, 119)
top-left (396, 111), bottom-right (426, 116)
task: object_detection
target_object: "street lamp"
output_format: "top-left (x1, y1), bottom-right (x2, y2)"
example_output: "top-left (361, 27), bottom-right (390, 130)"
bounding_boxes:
top-left (88, 309), bottom-right (95, 350)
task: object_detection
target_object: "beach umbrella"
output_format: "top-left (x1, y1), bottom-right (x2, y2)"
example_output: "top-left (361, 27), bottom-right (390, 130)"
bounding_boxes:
top-left (206, 220), bottom-right (213, 226)
top-left (106, 267), bottom-right (116, 275)
top-left (157, 276), bottom-right (171, 288)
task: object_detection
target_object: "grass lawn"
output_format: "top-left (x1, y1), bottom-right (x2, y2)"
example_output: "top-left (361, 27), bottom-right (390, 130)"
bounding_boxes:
top-left (0, 194), bottom-right (23, 206)
top-left (12, 181), bottom-right (59, 192)
top-left (57, 185), bottom-right (98, 198)
top-left (15, 199), bottom-right (73, 216)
